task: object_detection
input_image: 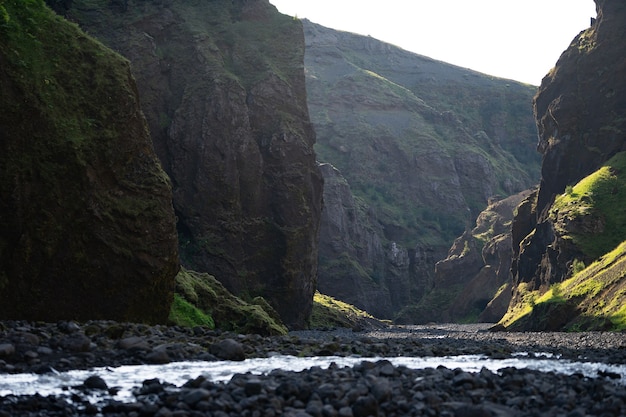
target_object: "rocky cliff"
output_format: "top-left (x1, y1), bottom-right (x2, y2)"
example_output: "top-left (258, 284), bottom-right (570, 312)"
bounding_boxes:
top-left (70, 0), bottom-right (322, 329)
top-left (304, 20), bottom-right (541, 320)
top-left (503, 0), bottom-right (626, 330)
top-left (511, 0), bottom-right (625, 296)
top-left (0, 0), bottom-right (179, 323)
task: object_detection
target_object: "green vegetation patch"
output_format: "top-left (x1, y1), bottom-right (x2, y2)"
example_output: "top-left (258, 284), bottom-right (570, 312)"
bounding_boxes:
top-left (168, 294), bottom-right (215, 328)
top-left (172, 268), bottom-right (287, 335)
top-left (551, 152), bottom-right (626, 259)
top-left (500, 241), bottom-right (626, 331)
top-left (310, 292), bottom-right (386, 330)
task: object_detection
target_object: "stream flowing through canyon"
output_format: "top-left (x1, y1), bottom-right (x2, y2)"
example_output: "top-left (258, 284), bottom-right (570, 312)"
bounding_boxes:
top-left (2, 353), bottom-right (626, 403)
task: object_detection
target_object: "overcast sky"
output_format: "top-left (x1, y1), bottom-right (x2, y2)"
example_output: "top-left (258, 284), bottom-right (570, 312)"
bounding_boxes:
top-left (269, 0), bottom-right (597, 85)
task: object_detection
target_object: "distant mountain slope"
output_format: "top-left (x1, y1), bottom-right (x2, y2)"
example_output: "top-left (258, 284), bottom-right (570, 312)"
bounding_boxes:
top-left (303, 20), bottom-right (541, 319)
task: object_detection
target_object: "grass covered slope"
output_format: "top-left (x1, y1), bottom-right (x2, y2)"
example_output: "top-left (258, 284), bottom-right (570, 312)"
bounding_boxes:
top-left (550, 152), bottom-right (626, 260)
top-left (0, 0), bottom-right (179, 323)
top-left (500, 153), bottom-right (626, 330)
top-left (500, 242), bottom-right (626, 331)
top-left (305, 20), bottom-right (540, 249)
top-left (310, 292), bottom-right (388, 330)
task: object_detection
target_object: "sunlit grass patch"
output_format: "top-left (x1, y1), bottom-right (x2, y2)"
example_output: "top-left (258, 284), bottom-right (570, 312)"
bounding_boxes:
top-left (310, 291), bottom-right (385, 330)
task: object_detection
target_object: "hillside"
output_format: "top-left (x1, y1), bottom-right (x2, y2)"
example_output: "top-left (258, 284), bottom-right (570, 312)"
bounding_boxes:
top-left (304, 20), bottom-right (541, 319)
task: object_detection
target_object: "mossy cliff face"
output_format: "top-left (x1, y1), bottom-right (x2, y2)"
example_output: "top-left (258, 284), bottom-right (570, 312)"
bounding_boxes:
top-left (394, 190), bottom-right (532, 324)
top-left (505, 1), bottom-right (626, 330)
top-left (534, 0), bottom-right (626, 216)
top-left (512, 0), bottom-right (625, 294)
top-left (502, 154), bottom-right (626, 331)
top-left (70, 0), bottom-right (322, 329)
top-left (0, 0), bottom-right (179, 323)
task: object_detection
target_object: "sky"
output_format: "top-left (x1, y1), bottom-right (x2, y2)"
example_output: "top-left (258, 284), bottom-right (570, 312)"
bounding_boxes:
top-left (269, 0), bottom-right (597, 86)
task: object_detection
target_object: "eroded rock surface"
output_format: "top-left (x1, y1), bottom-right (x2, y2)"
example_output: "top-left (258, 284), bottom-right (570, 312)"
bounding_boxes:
top-left (0, 1), bottom-right (178, 323)
top-left (71, 0), bottom-right (323, 328)
top-left (305, 20), bottom-right (540, 320)
top-left (512, 0), bottom-right (626, 295)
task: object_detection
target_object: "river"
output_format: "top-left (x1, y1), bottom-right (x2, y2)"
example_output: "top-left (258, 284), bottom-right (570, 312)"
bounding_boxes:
top-left (2, 352), bottom-right (626, 403)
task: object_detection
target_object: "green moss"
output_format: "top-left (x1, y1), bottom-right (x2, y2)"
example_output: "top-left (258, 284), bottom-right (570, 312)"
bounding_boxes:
top-left (551, 152), bottom-right (626, 259)
top-left (498, 282), bottom-right (537, 327)
top-left (172, 268), bottom-right (288, 335)
top-left (0, 0), bottom-right (177, 323)
top-left (310, 291), bottom-right (385, 330)
top-left (500, 241), bottom-right (626, 331)
top-left (168, 294), bottom-right (215, 328)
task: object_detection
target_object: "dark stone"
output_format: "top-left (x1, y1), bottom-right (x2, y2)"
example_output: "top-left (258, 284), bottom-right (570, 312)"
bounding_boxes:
top-left (57, 321), bottom-right (81, 334)
top-left (0, 343), bottom-right (15, 357)
top-left (119, 336), bottom-right (150, 351)
top-left (244, 379), bottom-right (263, 396)
top-left (59, 334), bottom-right (91, 353)
top-left (83, 375), bottom-right (108, 390)
top-left (209, 339), bottom-right (245, 361)
top-left (352, 394), bottom-right (378, 417)
top-left (181, 388), bottom-right (211, 406)
top-left (146, 349), bottom-right (171, 364)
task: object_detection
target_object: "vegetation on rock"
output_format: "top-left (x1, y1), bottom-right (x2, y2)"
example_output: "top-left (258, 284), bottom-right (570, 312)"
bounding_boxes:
top-left (310, 292), bottom-right (388, 331)
top-left (505, 1), bottom-right (626, 331)
top-left (305, 20), bottom-right (541, 322)
top-left (502, 153), bottom-right (626, 330)
top-left (500, 241), bottom-right (626, 331)
top-left (0, 0), bottom-right (178, 323)
top-left (171, 268), bottom-right (287, 336)
top-left (550, 152), bottom-right (626, 261)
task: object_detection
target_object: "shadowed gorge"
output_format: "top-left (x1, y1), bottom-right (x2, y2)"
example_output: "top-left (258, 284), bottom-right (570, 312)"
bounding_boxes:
top-left (5, 2), bottom-right (626, 415)
top-left (2, 0), bottom-right (623, 336)
top-left (303, 20), bottom-right (541, 321)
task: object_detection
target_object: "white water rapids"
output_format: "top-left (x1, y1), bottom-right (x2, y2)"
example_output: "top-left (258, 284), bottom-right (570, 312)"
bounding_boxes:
top-left (2, 353), bottom-right (626, 402)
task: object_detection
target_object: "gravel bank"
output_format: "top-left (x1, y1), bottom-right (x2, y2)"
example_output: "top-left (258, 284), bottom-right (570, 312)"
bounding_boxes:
top-left (1, 321), bottom-right (626, 416)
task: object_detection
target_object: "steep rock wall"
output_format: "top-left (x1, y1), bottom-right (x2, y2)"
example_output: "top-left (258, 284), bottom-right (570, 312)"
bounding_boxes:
top-left (0, 0), bottom-right (178, 323)
top-left (71, 0), bottom-right (322, 328)
top-left (511, 0), bottom-right (626, 297)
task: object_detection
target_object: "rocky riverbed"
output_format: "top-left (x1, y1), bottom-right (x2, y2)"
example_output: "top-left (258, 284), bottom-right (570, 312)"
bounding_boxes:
top-left (1, 321), bottom-right (626, 416)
